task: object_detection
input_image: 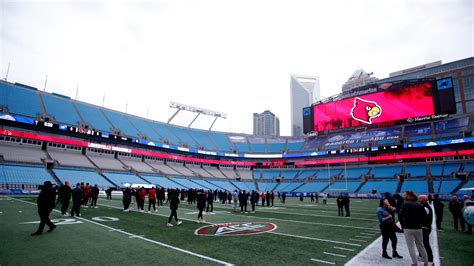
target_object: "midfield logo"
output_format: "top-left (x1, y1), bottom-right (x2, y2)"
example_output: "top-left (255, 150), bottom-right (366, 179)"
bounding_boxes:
top-left (195, 222), bottom-right (277, 237)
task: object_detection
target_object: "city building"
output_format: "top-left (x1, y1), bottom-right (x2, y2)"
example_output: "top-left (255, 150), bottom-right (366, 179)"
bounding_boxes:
top-left (253, 110), bottom-right (280, 137)
top-left (290, 75), bottom-right (320, 136)
top-left (341, 69), bottom-right (378, 93)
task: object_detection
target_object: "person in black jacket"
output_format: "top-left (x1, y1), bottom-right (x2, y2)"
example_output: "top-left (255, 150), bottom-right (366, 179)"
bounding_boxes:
top-left (122, 186), bottom-right (132, 212)
top-left (239, 190), bottom-right (248, 213)
top-left (58, 181), bottom-right (72, 216)
top-left (343, 193), bottom-right (351, 217)
top-left (206, 190), bottom-right (214, 213)
top-left (266, 191), bottom-right (271, 207)
top-left (448, 195), bottom-right (465, 232)
top-left (167, 190), bottom-right (182, 226)
top-left (196, 190), bottom-right (206, 223)
top-left (90, 184), bottom-right (99, 208)
top-left (418, 195), bottom-right (433, 263)
top-left (337, 194), bottom-right (344, 216)
top-left (270, 192), bottom-right (275, 207)
top-left (31, 181), bottom-right (57, 236)
top-left (433, 194), bottom-right (444, 230)
top-left (250, 190), bottom-right (258, 213)
top-left (399, 191), bottom-right (429, 266)
top-left (71, 183), bottom-right (83, 217)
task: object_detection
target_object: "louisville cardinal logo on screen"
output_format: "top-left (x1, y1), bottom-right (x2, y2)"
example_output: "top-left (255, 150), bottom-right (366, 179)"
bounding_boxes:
top-left (350, 97), bottom-right (382, 124)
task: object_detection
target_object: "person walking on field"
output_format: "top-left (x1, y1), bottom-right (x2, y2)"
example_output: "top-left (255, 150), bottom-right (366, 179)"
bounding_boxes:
top-left (58, 181), bottom-right (72, 216)
top-left (90, 184), bottom-right (99, 208)
top-left (196, 189), bottom-right (206, 223)
top-left (232, 190), bottom-right (239, 212)
top-left (31, 181), bottom-right (57, 236)
top-left (167, 190), bottom-right (182, 227)
top-left (71, 182), bottom-right (83, 217)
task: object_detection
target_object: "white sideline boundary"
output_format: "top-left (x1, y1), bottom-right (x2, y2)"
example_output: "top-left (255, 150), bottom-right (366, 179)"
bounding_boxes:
top-left (11, 197), bottom-right (233, 266)
top-left (346, 205), bottom-right (441, 266)
top-left (98, 202), bottom-right (362, 247)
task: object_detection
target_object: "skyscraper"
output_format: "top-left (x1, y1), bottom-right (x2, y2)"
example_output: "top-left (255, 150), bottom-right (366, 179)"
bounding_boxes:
top-left (253, 110), bottom-right (280, 137)
top-left (290, 75), bottom-right (320, 136)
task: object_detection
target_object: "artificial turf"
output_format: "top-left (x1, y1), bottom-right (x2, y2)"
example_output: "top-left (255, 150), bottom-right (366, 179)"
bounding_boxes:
top-left (0, 196), bottom-right (472, 265)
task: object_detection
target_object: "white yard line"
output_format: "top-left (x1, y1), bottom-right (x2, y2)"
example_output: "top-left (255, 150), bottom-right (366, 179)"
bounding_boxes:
top-left (310, 258), bottom-right (335, 264)
top-left (349, 238), bottom-right (367, 242)
top-left (11, 197), bottom-right (233, 266)
top-left (324, 252), bottom-right (346, 258)
top-left (333, 246), bottom-right (355, 252)
top-left (97, 202), bottom-right (362, 247)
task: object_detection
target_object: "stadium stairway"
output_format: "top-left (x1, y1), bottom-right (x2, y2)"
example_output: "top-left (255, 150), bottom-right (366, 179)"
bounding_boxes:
top-left (354, 179), bottom-right (367, 193)
top-left (395, 179), bottom-right (403, 194)
top-left (46, 168), bottom-right (63, 186)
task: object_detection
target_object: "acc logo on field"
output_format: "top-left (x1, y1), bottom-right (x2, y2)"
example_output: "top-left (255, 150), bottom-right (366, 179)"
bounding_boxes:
top-left (194, 222), bottom-right (277, 237)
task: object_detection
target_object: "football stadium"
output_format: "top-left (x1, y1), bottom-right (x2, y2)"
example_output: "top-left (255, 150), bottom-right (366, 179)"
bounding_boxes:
top-left (1, 57), bottom-right (474, 265)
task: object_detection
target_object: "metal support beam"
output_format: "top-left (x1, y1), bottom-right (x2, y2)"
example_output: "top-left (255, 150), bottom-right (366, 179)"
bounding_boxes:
top-left (188, 113), bottom-right (201, 128)
top-left (209, 116), bottom-right (218, 131)
top-left (167, 109), bottom-right (181, 124)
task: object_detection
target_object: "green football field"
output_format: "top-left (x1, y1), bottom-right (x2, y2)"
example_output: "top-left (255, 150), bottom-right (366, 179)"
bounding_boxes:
top-left (0, 195), bottom-right (472, 265)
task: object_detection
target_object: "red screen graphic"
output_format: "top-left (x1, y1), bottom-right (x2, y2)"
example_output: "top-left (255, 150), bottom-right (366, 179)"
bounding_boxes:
top-left (313, 82), bottom-right (434, 132)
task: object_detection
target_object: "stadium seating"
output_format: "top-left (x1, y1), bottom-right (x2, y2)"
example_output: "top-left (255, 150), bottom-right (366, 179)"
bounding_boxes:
top-left (258, 182), bottom-right (278, 192)
top-left (207, 131), bottom-right (234, 151)
top-left (327, 181), bottom-right (361, 193)
top-left (147, 120), bottom-right (182, 144)
top-left (0, 141), bottom-right (48, 164)
top-left (235, 168), bottom-right (253, 180)
top-left (463, 162), bottom-right (474, 173)
top-left (405, 164), bottom-right (427, 178)
top-left (190, 179), bottom-right (222, 190)
top-left (74, 101), bottom-right (114, 132)
top-left (273, 182), bottom-right (303, 192)
top-left (53, 168), bottom-right (114, 188)
top-left (358, 180), bottom-right (399, 194)
top-left (341, 167), bottom-right (370, 179)
top-left (0, 82), bottom-right (42, 118)
top-left (171, 177), bottom-right (208, 190)
top-left (184, 163), bottom-right (213, 178)
top-left (145, 159), bottom-right (182, 175)
top-left (167, 162), bottom-right (196, 176)
top-left (458, 180), bottom-right (474, 194)
top-left (1, 164), bottom-right (55, 185)
top-left (103, 172), bottom-right (147, 187)
top-left (371, 166), bottom-right (402, 178)
top-left (316, 168), bottom-right (342, 179)
top-left (280, 170), bottom-right (300, 179)
top-left (41, 94), bottom-right (81, 126)
top-left (87, 151), bottom-right (127, 171)
top-left (141, 174), bottom-right (186, 189)
top-left (166, 126), bottom-right (200, 148)
top-left (429, 163), bottom-right (461, 177)
top-left (260, 170), bottom-right (281, 180)
top-left (203, 166), bottom-right (226, 179)
top-left (400, 180), bottom-right (428, 193)
top-left (219, 167), bottom-right (239, 179)
top-left (286, 139), bottom-right (305, 152)
top-left (231, 181), bottom-right (256, 191)
top-left (296, 170), bottom-right (319, 179)
top-left (125, 115), bottom-right (163, 141)
top-left (295, 182), bottom-right (329, 193)
top-left (207, 180), bottom-right (238, 191)
top-left (48, 145), bottom-right (95, 169)
top-left (267, 138), bottom-right (286, 153)
top-left (432, 179), bottom-right (462, 194)
top-left (101, 109), bottom-right (140, 137)
top-left (118, 155), bottom-right (155, 173)
top-left (187, 130), bottom-right (218, 150)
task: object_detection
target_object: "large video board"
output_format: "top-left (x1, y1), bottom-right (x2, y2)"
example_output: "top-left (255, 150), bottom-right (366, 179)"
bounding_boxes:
top-left (311, 79), bottom-right (455, 133)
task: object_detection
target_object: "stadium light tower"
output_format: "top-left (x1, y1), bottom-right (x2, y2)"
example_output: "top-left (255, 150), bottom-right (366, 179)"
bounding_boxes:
top-left (168, 102), bottom-right (227, 130)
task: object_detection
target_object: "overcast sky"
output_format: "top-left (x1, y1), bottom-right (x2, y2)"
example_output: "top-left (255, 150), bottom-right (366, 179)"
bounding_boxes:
top-left (1, 0), bottom-right (472, 136)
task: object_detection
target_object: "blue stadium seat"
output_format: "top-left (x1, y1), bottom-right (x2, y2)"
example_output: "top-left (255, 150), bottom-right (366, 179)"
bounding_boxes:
top-left (231, 181), bottom-right (256, 191)
top-left (258, 182), bottom-right (278, 192)
top-left (358, 180), bottom-right (399, 194)
top-left (234, 143), bottom-right (251, 153)
top-left (1, 164), bottom-right (55, 185)
top-left (432, 180), bottom-right (462, 194)
top-left (341, 168), bottom-right (370, 179)
top-left (141, 175), bottom-right (185, 189)
top-left (207, 180), bottom-right (237, 191)
top-left (401, 180), bottom-right (428, 193)
top-left (267, 142), bottom-right (286, 153)
top-left (463, 162), bottom-right (474, 173)
top-left (74, 101), bottom-right (114, 132)
top-left (208, 132), bottom-right (234, 151)
top-left (327, 181), bottom-right (360, 192)
top-left (0, 82), bottom-right (43, 118)
top-left (147, 121), bottom-right (182, 145)
top-left (297, 170), bottom-right (319, 179)
top-left (316, 168), bottom-right (342, 179)
top-left (41, 94), bottom-right (81, 126)
top-left (371, 166), bottom-right (402, 178)
top-left (167, 126), bottom-right (200, 148)
top-left (260, 170), bottom-right (281, 180)
top-left (187, 130), bottom-right (218, 150)
top-left (103, 172), bottom-right (147, 187)
top-left (171, 177), bottom-right (208, 189)
top-left (274, 182), bottom-right (303, 192)
top-left (405, 165), bottom-right (427, 178)
top-left (101, 110), bottom-right (140, 137)
top-left (280, 170), bottom-right (300, 179)
top-left (54, 168), bottom-right (114, 188)
top-left (250, 144), bottom-right (266, 153)
top-left (286, 140), bottom-right (305, 152)
top-left (458, 180), bottom-right (474, 194)
top-left (190, 179), bottom-right (221, 190)
top-left (295, 182), bottom-right (329, 193)
top-left (126, 115), bottom-right (163, 141)
top-left (430, 163), bottom-right (460, 177)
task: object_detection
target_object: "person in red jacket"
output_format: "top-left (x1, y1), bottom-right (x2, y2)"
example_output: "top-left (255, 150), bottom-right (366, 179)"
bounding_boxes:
top-left (82, 182), bottom-right (91, 208)
top-left (148, 187), bottom-right (157, 212)
top-left (139, 187), bottom-right (146, 212)
top-left (261, 192), bottom-right (266, 207)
